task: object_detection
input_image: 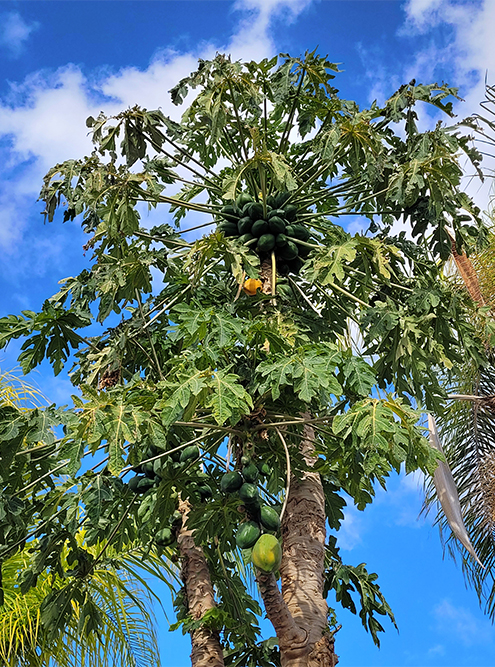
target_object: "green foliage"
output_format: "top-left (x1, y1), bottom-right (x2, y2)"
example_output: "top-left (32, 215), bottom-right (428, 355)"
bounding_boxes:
top-left (0, 544), bottom-right (168, 667)
top-left (324, 537), bottom-right (397, 647)
top-left (0, 50), bottom-right (488, 663)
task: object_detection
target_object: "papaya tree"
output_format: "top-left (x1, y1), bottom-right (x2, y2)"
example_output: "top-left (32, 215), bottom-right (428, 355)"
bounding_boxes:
top-left (0, 51), bottom-right (489, 667)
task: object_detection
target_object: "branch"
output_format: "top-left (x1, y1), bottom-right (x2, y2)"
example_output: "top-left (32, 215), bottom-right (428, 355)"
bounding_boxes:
top-left (255, 570), bottom-right (307, 654)
top-left (275, 427), bottom-right (291, 523)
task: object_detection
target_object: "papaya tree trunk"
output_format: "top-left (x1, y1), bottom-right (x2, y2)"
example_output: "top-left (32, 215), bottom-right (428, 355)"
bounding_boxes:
top-left (177, 498), bottom-right (225, 667)
top-left (257, 255), bottom-right (338, 666)
top-left (279, 422), bottom-right (337, 667)
top-left (257, 423), bottom-right (337, 666)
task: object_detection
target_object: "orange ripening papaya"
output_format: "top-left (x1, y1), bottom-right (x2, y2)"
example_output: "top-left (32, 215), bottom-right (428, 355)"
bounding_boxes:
top-left (243, 278), bottom-right (263, 296)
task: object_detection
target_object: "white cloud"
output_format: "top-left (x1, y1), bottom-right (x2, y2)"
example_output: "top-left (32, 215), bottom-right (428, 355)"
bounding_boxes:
top-left (432, 598), bottom-right (495, 646)
top-left (402, 0), bottom-right (447, 33)
top-left (0, 11), bottom-right (39, 57)
top-left (98, 50), bottom-right (202, 113)
top-left (229, 0), bottom-right (313, 61)
top-left (399, 1), bottom-right (495, 116)
top-left (427, 643), bottom-right (446, 656)
top-left (0, 0), bottom-right (313, 262)
top-left (0, 67), bottom-right (97, 175)
top-left (335, 504), bottom-right (365, 551)
top-left (392, 1), bottom-right (495, 216)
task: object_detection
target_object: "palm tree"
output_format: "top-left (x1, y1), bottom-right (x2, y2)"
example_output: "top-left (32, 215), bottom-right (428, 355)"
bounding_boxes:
top-left (0, 542), bottom-right (169, 667)
top-left (425, 215), bottom-right (495, 615)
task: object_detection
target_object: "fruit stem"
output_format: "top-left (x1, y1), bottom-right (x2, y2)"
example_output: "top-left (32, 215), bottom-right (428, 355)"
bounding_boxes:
top-left (274, 427), bottom-right (291, 523)
top-left (271, 251), bottom-right (277, 298)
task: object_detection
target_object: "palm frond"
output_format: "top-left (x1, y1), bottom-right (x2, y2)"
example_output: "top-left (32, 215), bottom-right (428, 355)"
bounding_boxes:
top-left (0, 542), bottom-right (177, 667)
top-left (0, 368), bottom-right (46, 409)
top-left (427, 414), bottom-right (482, 566)
top-left (426, 362), bottom-right (495, 617)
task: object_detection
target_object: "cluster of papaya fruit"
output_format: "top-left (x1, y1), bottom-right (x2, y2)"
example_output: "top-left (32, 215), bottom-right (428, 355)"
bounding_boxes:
top-left (127, 451), bottom-right (163, 495)
top-left (216, 192), bottom-right (312, 275)
top-left (220, 457), bottom-right (282, 573)
top-left (127, 443), bottom-right (201, 495)
top-left (128, 444), bottom-right (214, 500)
top-left (128, 443), bottom-right (214, 549)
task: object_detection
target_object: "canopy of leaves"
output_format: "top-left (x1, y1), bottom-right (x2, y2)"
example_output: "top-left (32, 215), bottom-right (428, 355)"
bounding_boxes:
top-left (0, 51), bottom-right (489, 659)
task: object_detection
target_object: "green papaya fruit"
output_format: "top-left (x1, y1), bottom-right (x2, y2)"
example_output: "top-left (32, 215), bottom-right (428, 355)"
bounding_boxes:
top-left (137, 477), bottom-right (155, 493)
top-left (221, 203), bottom-right (240, 219)
top-left (267, 208), bottom-right (285, 219)
top-left (239, 483), bottom-right (259, 505)
top-left (247, 202), bottom-right (264, 221)
top-left (251, 219), bottom-right (269, 237)
top-left (242, 463), bottom-right (259, 483)
top-left (268, 216), bottom-right (286, 235)
top-left (236, 521), bottom-right (261, 549)
top-left (237, 216), bottom-right (253, 235)
top-left (142, 461), bottom-right (155, 478)
top-left (297, 243), bottom-right (311, 258)
top-left (220, 471), bottom-right (243, 493)
top-left (260, 506), bottom-right (281, 531)
top-left (283, 204), bottom-right (298, 221)
top-left (197, 484), bottom-right (213, 500)
top-left (287, 257), bottom-right (305, 274)
top-left (168, 448), bottom-right (181, 462)
top-left (170, 510), bottom-right (183, 527)
top-left (274, 192), bottom-right (291, 208)
top-left (258, 462), bottom-right (272, 477)
top-left (257, 234), bottom-right (276, 253)
top-left (289, 224), bottom-right (310, 241)
top-left (180, 445), bottom-right (200, 463)
top-left (128, 475), bottom-right (141, 493)
top-left (155, 527), bottom-right (175, 547)
top-left (279, 241), bottom-right (299, 261)
top-left (236, 192), bottom-right (253, 208)
top-left (217, 222), bottom-right (239, 237)
top-left (238, 233), bottom-right (255, 245)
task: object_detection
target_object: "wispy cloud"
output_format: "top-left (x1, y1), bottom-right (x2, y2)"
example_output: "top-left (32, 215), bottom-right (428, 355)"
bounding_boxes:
top-left (0, 11), bottom-right (39, 58)
top-left (230, 0), bottom-right (313, 61)
top-left (427, 643), bottom-right (446, 656)
top-left (401, 0), bottom-right (447, 34)
top-left (371, 468), bottom-right (428, 529)
top-left (432, 598), bottom-right (495, 646)
top-left (401, 1), bottom-right (495, 212)
top-left (335, 504), bottom-right (365, 551)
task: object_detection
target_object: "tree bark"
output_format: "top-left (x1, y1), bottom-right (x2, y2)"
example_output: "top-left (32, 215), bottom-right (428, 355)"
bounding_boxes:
top-left (177, 498), bottom-right (225, 667)
top-left (449, 235), bottom-right (485, 305)
top-left (257, 422), bottom-right (338, 666)
top-left (257, 259), bottom-right (337, 665)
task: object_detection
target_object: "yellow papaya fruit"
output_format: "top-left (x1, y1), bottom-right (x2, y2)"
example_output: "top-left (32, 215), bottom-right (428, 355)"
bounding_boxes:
top-left (243, 278), bottom-right (263, 296)
top-left (251, 534), bottom-right (282, 572)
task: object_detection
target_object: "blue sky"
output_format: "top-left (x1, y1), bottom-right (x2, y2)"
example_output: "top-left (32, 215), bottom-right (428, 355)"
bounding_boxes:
top-left (1, 1), bottom-right (495, 666)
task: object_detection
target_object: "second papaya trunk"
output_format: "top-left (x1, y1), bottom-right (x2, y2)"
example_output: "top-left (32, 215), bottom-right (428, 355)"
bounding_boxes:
top-left (177, 498), bottom-right (225, 667)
